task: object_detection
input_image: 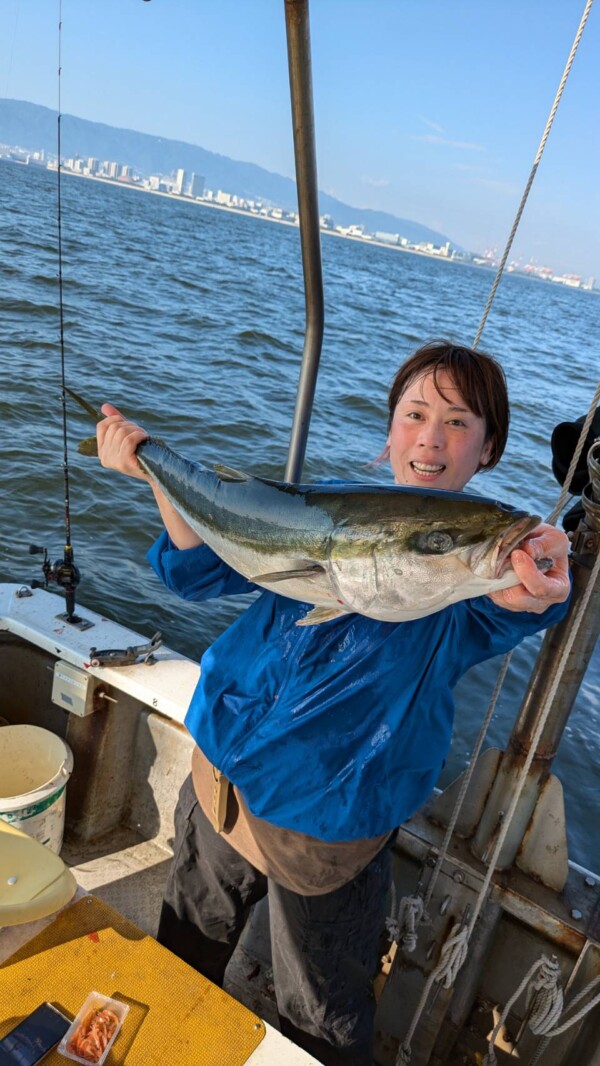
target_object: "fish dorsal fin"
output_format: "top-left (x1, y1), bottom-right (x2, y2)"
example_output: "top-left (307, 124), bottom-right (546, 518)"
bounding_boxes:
top-left (296, 605), bottom-right (349, 627)
top-left (251, 564), bottom-right (325, 583)
top-left (213, 463), bottom-right (254, 483)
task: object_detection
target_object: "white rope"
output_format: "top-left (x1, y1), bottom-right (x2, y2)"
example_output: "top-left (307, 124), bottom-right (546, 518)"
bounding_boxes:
top-left (473, 0), bottom-right (594, 348)
top-left (465, 550), bottom-right (600, 946)
top-left (403, 3), bottom-right (600, 928)
top-left (482, 955), bottom-right (563, 1066)
top-left (417, 375), bottom-right (600, 918)
top-left (484, 965), bottom-right (600, 1065)
top-left (395, 1043), bottom-right (412, 1065)
top-left (386, 894), bottom-right (425, 953)
top-left (435, 921), bottom-right (469, 988)
top-left (529, 975), bottom-right (600, 1064)
top-left (394, 451), bottom-right (600, 1060)
top-left (422, 653), bottom-right (513, 912)
top-left (391, 13), bottom-right (596, 1056)
top-left (394, 921), bottom-right (469, 1065)
top-left (542, 975), bottom-right (600, 1036)
top-left (527, 957), bottom-right (565, 1035)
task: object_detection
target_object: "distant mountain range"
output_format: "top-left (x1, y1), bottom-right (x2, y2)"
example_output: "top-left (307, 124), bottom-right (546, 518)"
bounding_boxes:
top-left (0, 98), bottom-right (455, 248)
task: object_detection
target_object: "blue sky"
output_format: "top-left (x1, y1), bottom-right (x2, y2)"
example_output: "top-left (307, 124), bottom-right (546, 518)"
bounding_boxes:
top-left (2, 0), bottom-right (599, 277)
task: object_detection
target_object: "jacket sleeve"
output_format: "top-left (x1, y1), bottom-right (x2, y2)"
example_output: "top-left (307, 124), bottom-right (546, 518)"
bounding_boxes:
top-left (456, 582), bottom-right (572, 672)
top-left (146, 530), bottom-right (257, 601)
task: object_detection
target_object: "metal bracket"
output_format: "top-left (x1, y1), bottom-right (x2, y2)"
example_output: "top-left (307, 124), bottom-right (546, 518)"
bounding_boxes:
top-left (570, 527), bottom-right (600, 557)
top-left (87, 631), bottom-right (162, 668)
top-left (56, 611), bottom-right (94, 632)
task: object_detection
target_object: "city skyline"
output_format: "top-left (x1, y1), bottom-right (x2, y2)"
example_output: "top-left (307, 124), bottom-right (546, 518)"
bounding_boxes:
top-left (3, 140), bottom-right (596, 290)
top-left (1, 1), bottom-right (599, 276)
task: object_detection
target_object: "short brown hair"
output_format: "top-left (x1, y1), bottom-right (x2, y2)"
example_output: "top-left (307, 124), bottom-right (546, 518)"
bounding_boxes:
top-left (387, 339), bottom-right (509, 470)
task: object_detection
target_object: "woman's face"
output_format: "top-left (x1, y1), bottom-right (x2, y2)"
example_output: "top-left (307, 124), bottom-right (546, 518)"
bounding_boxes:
top-left (387, 369), bottom-right (493, 491)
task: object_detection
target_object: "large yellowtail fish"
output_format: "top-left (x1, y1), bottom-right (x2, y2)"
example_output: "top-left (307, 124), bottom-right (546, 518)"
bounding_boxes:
top-left (68, 388), bottom-right (544, 625)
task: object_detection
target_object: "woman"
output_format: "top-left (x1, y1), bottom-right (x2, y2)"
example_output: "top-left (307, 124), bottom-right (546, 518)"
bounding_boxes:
top-left (96, 340), bottom-right (570, 1066)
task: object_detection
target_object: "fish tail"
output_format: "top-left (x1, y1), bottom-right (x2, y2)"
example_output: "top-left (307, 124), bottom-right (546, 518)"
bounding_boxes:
top-left (64, 386), bottom-right (104, 422)
top-left (63, 386), bottom-right (102, 456)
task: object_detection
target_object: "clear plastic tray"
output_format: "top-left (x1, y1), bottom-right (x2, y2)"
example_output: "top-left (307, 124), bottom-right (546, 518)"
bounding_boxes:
top-left (57, 991), bottom-right (129, 1066)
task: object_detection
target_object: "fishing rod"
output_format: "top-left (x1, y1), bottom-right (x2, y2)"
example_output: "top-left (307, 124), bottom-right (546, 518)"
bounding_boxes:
top-left (29, 0), bottom-right (86, 628)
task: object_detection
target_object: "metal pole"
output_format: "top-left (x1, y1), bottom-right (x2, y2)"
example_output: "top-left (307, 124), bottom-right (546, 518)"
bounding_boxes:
top-left (471, 449), bottom-right (600, 869)
top-left (283, 0), bottom-right (325, 483)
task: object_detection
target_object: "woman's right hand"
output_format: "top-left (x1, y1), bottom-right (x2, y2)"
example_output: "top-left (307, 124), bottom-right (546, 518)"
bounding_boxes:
top-left (97, 402), bottom-right (204, 548)
top-left (96, 403), bottom-right (151, 481)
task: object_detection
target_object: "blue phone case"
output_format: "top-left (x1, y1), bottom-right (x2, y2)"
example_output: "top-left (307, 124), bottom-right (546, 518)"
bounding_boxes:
top-left (0, 1002), bottom-right (71, 1066)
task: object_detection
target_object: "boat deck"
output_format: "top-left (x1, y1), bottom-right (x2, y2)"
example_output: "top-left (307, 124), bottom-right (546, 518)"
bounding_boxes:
top-left (0, 585), bottom-right (316, 1063)
top-left (3, 584), bottom-right (600, 1065)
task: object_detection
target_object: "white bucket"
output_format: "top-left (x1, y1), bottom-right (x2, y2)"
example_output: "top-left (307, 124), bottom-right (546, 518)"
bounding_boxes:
top-left (0, 725), bottom-right (74, 853)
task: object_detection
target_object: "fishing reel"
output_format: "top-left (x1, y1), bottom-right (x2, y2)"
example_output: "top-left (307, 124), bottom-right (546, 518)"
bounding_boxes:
top-left (29, 543), bottom-right (80, 590)
top-left (29, 544), bottom-right (91, 628)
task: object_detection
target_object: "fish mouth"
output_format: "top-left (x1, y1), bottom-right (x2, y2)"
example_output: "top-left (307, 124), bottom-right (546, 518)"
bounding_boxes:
top-left (467, 513), bottom-right (541, 578)
top-left (491, 514), bottom-right (541, 578)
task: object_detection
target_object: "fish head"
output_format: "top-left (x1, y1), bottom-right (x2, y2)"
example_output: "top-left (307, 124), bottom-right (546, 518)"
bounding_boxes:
top-left (405, 500), bottom-right (541, 582)
top-left (329, 488), bottom-right (541, 621)
top-left (459, 510), bottom-right (542, 582)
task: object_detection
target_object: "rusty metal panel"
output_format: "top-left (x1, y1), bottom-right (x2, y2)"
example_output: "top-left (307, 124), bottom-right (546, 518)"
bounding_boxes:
top-left (374, 823), bottom-right (600, 1063)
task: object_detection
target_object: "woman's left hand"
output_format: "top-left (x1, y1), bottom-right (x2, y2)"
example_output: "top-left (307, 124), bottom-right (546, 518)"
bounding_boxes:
top-left (488, 522), bottom-right (571, 614)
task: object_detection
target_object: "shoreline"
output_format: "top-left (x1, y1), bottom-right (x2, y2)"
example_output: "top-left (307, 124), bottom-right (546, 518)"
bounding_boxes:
top-left (49, 170), bottom-right (453, 264)
top-left (7, 159), bottom-right (597, 289)
top-left (40, 166), bottom-right (474, 267)
top-left (62, 171), bottom-right (600, 287)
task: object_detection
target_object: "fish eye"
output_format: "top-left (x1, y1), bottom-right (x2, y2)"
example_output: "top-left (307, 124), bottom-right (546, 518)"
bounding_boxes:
top-left (410, 530), bottom-right (455, 554)
top-left (426, 531), bottom-right (454, 553)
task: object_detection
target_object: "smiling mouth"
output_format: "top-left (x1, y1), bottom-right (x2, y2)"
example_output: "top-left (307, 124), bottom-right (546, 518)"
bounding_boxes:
top-left (410, 462), bottom-right (446, 475)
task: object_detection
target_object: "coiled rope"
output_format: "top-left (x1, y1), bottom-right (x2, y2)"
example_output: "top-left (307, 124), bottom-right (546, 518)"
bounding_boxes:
top-left (386, 894), bottom-right (425, 953)
top-left (482, 955), bottom-right (563, 1065)
top-left (395, 919), bottom-right (470, 1063)
top-left (485, 960), bottom-right (600, 1065)
top-left (529, 974), bottom-right (600, 1065)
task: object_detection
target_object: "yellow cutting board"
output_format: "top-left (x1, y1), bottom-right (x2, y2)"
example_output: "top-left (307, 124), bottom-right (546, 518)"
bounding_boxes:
top-left (0, 896), bottom-right (265, 1065)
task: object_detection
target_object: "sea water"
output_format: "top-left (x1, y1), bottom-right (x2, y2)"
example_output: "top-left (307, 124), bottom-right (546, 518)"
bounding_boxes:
top-left (0, 160), bottom-right (598, 868)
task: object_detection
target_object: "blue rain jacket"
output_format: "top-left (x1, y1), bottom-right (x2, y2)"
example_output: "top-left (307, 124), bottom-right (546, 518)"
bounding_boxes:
top-left (148, 532), bottom-right (569, 842)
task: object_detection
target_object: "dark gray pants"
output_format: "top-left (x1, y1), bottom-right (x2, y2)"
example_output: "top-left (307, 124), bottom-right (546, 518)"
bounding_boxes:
top-left (157, 774), bottom-right (392, 1066)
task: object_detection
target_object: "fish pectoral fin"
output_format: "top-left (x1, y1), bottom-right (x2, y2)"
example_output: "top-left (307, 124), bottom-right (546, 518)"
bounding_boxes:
top-left (296, 605), bottom-right (349, 626)
top-left (77, 436), bottom-right (99, 457)
top-left (251, 564), bottom-right (325, 583)
top-left (213, 463), bottom-right (254, 482)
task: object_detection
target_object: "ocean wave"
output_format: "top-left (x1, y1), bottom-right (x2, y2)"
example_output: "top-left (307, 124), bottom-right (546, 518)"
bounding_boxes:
top-left (2, 160), bottom-right (598, 869)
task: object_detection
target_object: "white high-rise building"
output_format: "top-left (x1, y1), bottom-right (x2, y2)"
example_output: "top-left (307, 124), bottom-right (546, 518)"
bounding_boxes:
top-left (173, 168), bottom-right (186, 195)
